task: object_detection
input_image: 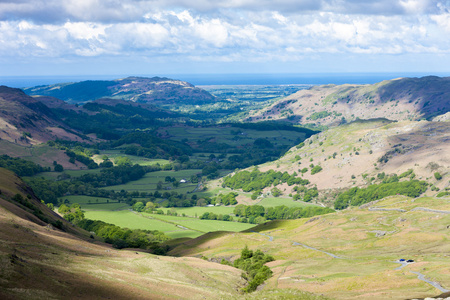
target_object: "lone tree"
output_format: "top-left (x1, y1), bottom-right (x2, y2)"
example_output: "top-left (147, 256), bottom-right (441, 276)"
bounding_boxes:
top-left (434, 172), bottom-right (442, 180)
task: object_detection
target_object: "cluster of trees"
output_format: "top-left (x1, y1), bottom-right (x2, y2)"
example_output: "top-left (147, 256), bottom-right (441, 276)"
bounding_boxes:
top-left (199, 212), bottom-right (233, 221)
top-left (58, 203), bottom-right (85, 223)
top-left (77, 164), bottom-right (146, 187)
top-left (309, 111), bottom-right (332, 120)
top-left (47, 141), bottom-right (100, 168)
top-left (436, 191), bottom-right (450, 197)
top-left (131, 191), bottom-right (240, 210)
top-left (51, 102), bottom-right (171, 140)
top-left (0, 155), bottom-right (49, 176)
top-left (334, 179), bottom-right (428, 210)
top-left (233, 204), bottom-right (334, 224)
top-left (107, 131), bottom-right (193, 160)
top-left (292, 186), bottom-right (319, 202)
top-left (211, 192), bottom-right (238, 206)
top-left (310, 165), bottom-right (323, 175)
top-left (25, 164), bottom-right (149, 204)
top-left (223, 168), bottom-right (310, 193)
top-left (26, 176), bottom-right (119, 204)
top-left (222, 246), bottom-right (274, 293)
top-left (10, 193), bottom-right (57, 226)
top-left (65, 149), bottom-right (98, 169)
top-left (77, 219), bottom-right (170, 252)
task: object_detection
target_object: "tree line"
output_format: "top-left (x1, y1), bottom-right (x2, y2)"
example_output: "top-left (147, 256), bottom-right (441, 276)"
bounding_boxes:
top-left (0, 155), bottom-right (50, 176)
top-left (334, 179), bottom-right (428, 210)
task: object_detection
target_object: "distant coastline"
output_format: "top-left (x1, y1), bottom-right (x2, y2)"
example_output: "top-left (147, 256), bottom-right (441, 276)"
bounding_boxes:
top-left (1, 72), bottom-right (449, 88)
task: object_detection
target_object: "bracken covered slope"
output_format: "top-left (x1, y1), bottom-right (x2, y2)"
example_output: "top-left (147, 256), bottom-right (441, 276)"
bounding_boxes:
top-left (248, 76), bottom-right (450, 126)
top-left (247, 119), bottom-right (449, 201)
top-left (0, 86), bottom-right (87, 145)
top-left (0, 167), bottom-right (246, 300)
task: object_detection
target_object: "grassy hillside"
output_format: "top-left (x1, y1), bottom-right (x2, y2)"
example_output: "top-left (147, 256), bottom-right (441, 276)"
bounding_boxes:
top-left (169, 195), bottom-right (450, 299)
top-left (0, 166), bottom-right (333, 300)
top-left (245, 119), bottom-right (449, 205)
top-left (248, 76), bottom-right (450, 126)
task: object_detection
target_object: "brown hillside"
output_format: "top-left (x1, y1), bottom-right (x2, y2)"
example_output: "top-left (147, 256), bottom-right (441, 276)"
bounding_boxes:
top-left (248, 76), bottom-right (450, 126)
top-left (0, 167), bottom-right (244, 299)
top-left (0, 86), bottom-right (88, 145)
top-left (241, 119), bottom-right (449, 204)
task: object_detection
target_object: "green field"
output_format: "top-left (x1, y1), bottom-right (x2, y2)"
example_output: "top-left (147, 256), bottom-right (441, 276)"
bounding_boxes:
top-left (96, 150), bottom-right (171, 166)
top-left (59, 195), bottom-right (114, 204)
top-left (84, 210), bottom-right (202, 239)
top-left (63, 168), bottom-right (103, 177)
top-left (58, 195), bottom-right (129, 210)
top-left (83, 206), bottom-right (255, 239)
top-left (159, 126), bottom-right (306, 148)
top-left (166, 206), bottom-right (236, 217)
top-left (148, 213), bottom-right (255, 233)
top-left (101, 169), bottom-right (201, 193)
top-left (256, 196), bottom-right (317, 207)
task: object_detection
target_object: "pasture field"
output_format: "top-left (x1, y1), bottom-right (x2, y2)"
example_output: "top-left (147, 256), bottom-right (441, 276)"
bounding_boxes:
top-left (95, 150), bottom-right (171, 166)
top-left (166, 206), bottom-right (236, 217)
top-left (59, 195), bottom-right (114, 204)
top-left (256, 196), bottom-right (317, 207)
top-left (159, 126), bottom-right (306, 148)
top-left (101, 169), bottom-right (201, 193)
top-left (82, 205), bottom-right (254, 239)
top-left (81, 202), bottom-right (129, 211)
top-left (84, 210), bottom-right (202, 238)
top-left (148, 213), bottom-right (255, 233)
top-left (58, 195), bottom-right (130, 211)
top-left (63, 168), bottom-right (103, 177)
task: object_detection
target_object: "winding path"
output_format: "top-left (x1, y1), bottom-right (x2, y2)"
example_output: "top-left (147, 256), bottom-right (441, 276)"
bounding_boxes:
top-left (292, 242), bottom-right (343, 259)
top-left (252, 231), bottom-right (274, 241)
top-left (410, 271), bottom-right (449, 293)
top-left (252, 230), bottom-right (342, 259)
top-left (393, 261), bottom-right (449, 293)
top-left (253, 230), bottom-right (448, 293)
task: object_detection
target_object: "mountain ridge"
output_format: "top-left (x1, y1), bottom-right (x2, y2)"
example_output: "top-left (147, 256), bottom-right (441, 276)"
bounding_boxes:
top-left (24, 76), bottom-right (217, 106)
top-left (0, 86), bottom-right (88, 145)
top-left (247, 76), bottom-right (450, 126)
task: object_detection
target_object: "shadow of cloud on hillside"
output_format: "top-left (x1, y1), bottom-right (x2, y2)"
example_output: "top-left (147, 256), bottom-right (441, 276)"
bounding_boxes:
top-left (0, 248), bottom-right (138, 300)
top-left (376, 76), bottom-right (450, 120)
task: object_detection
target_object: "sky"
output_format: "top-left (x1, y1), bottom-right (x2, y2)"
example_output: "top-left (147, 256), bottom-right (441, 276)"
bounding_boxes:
top-left (0, 0), bottom-right (449, 77)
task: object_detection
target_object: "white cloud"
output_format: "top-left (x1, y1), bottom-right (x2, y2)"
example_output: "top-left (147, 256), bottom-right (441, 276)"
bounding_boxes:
top-left (0, 0), bottom-right (449, 73)
top-left (63, 22), bottom-right (107, 40)
top-left (431, 12), bottom-right (450, 31)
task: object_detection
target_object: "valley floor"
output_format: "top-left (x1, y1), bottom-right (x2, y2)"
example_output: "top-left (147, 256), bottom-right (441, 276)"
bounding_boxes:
top-left (169, 195), bottom-right (450, 300)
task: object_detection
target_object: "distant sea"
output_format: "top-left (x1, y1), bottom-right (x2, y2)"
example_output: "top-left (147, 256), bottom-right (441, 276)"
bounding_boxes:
top-left (1, 72), bottom-right (448, 88)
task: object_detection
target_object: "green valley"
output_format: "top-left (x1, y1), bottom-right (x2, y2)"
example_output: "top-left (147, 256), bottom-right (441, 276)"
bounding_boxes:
top-left (0, 76), bottom-right (449, 299)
